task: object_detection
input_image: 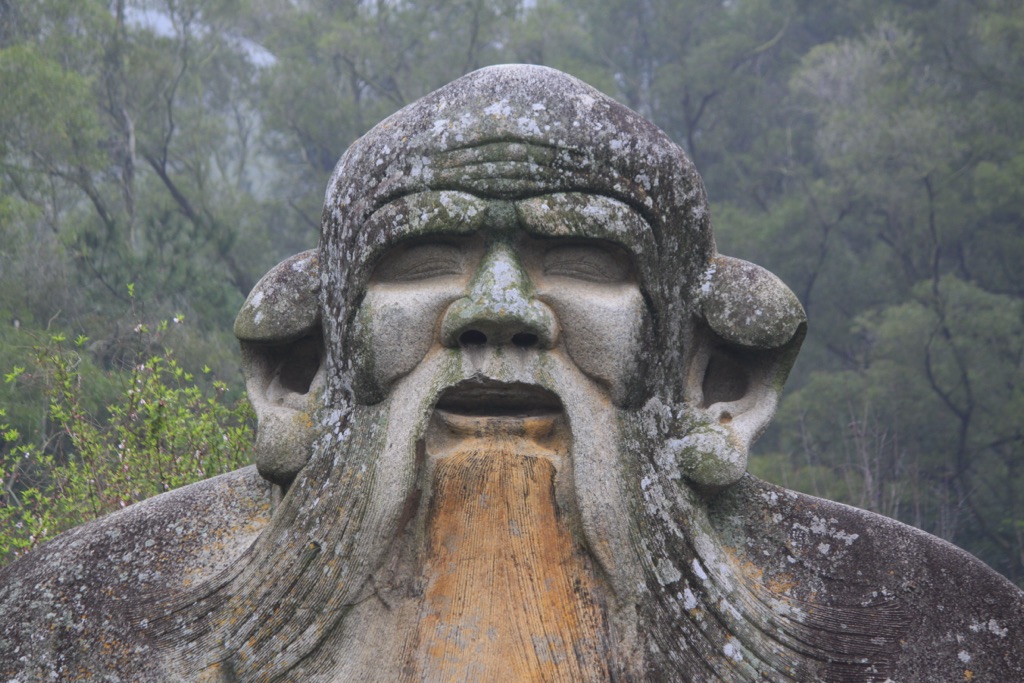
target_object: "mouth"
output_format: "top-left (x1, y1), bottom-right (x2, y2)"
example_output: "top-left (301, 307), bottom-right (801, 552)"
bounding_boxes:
top-left (434, 379), bottom-right (563, 418)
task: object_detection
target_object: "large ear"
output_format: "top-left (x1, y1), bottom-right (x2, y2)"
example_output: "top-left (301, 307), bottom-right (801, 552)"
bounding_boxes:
top-left (234, 250), bottom-right (323, 489)
top-left (681, 256), bottom-right (806, 490)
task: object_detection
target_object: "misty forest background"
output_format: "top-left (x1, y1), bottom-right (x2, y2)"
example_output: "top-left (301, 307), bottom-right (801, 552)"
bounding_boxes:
top-left (0, 0), bottom-right (1021, 585)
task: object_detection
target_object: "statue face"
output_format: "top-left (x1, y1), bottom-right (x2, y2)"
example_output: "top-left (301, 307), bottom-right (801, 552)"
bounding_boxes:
top-left (330, 190), bottom-right (658, 679)
top-left (351, 191), bottom-right (653, 410)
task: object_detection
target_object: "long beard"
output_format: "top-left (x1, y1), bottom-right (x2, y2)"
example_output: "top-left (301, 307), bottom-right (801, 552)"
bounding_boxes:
top-left (149, 348), bottom-right (909, 683)
top-left (150, 352), bottom-right (643, 681)
top-left (402, 429), bottom-right (612, 681)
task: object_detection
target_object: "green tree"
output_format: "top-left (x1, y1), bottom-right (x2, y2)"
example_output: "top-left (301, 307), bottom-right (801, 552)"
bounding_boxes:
top-left (763, 278), bottom-right (1024, 582)
top-left (0, 0), bottom-right (285, 350)
top-left (741, 9), bottom-right (1024, 584)
top-left (0, 322), bottom-right (254, 566)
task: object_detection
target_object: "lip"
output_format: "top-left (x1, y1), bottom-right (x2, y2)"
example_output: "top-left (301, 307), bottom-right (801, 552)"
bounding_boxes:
top-left (434, 379), bottom-right (563, 417)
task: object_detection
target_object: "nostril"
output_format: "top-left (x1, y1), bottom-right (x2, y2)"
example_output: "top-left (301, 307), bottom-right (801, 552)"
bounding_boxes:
top-left (459, 330), bottom-right (488, 346)
top-left (512, 332), bottom-right (539, 348)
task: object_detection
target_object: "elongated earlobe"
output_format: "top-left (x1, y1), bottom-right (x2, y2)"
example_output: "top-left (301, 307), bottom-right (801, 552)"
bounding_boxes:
top-left (235, 250), bottom-right (323, 488)
top-left (676, 256), bottom-right (806, 491)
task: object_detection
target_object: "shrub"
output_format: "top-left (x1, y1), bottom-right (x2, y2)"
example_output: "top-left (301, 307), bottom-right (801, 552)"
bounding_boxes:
top-left (0, 326), bottom-right (254, 566)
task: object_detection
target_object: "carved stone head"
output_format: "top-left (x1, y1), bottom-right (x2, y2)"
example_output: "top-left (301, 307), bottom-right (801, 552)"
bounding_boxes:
top-left (237, 64), bottom-right (805, 494)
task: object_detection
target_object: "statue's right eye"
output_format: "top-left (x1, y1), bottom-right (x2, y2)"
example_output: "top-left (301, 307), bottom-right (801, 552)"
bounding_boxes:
top-left (372, 243), bottom-right (466, 282)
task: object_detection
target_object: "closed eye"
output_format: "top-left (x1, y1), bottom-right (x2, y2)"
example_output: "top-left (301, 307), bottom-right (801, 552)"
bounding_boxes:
top-left (543, 243), bottom-right (631, 283)
top-left (372, 243), bottom-right (466, 282)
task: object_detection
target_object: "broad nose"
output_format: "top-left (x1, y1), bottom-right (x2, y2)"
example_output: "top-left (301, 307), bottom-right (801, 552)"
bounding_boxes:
top-left (440, 243), bottom-right (558, 349)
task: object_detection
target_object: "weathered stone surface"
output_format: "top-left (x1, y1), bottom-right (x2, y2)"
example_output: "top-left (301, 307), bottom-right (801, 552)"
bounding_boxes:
top-left (702, 255), bottom-right (806, 350)
top-left (236, 249), bottom-right (325, 487)
top-left (0, 467), bottom-right (272, 681)
top-left (234, 250), bottom-right (320, 344)
top-left (709, 477), bottom-right (1023, 681)
top-left (1, 64), bottom-right (1021, 682)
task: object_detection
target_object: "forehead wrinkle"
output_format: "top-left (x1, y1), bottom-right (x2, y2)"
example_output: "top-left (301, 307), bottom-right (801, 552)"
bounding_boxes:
top-left (431, 139), bottom-right (564, 167)
top-left (342, 138), bottom-right (664, 230)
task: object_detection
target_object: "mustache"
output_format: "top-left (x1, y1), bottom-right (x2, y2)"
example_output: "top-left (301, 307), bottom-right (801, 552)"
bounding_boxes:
top-left (433, 377), bottom-right (563, 417)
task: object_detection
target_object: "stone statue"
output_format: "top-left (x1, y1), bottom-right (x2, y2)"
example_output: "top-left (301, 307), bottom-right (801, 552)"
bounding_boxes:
top-left (2, 65), bottom-right (1021, 682)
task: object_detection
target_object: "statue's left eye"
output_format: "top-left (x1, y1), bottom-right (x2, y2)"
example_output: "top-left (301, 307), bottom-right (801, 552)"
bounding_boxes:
top-left (373, 243), bottom-right (466, 282)
top-left (543, 244), bottom-right (630, 283)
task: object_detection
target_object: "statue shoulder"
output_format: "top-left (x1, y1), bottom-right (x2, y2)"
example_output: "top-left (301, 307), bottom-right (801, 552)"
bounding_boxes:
top-left (710, 475), bottom-right (1024, 681)
top-left (0, 466), bottom-right (273, 681)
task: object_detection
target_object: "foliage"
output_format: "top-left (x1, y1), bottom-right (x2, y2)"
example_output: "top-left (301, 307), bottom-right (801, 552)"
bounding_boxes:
top-left (0, 323), bottom-right (254, 566)
top-left (0, 0), bottom-right (294, 365)
top-left (761, 277), bottom-right (1024, 583)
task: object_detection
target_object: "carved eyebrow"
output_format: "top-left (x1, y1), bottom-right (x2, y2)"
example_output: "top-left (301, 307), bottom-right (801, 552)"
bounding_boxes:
top-left (515, 194), bottom-right (653, 251)
top-left (363, 191), bottom-right (489, 238)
